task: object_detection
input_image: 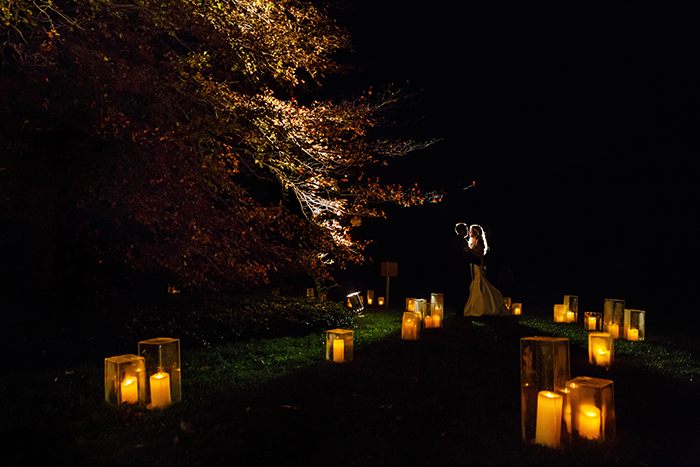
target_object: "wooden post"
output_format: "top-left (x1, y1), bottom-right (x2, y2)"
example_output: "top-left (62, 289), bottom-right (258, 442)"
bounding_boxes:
top-left (380, 262), bottom-right (398, 307)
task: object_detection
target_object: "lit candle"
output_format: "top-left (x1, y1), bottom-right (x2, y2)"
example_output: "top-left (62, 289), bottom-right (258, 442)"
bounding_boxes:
top-left (378, 297), bottom-right (384, 306)
top-left (403, 319), bottom-right (417, 340)
top-left (587, 317), bottom-right (597, 330)
top-left (535, 391), bottom-right (563, 448)
top-left (609, 324), bottom-right (619, 339)
top-left (120, 376), bottom-right (138, 404)
top-left (424, 316), bottom-right (434, 328)
top-left (628, 328), bottom-right (639, 341)
top-left (150, 371), bottom-right (171, 408)
top-left (566, 311), bottom-right (575, 323)
top-left (367, 298), bottom-right (373, 305)
top-left (514, 306), bottom-right (521, 315)
top-left (594, 349), bottom-right (611, 367)
top-left (578, 405), bottom-right (601, 440)
top-left (433, 314), bottom-right (441, 328)
top-left (332, 338), bottom-right (345, 362)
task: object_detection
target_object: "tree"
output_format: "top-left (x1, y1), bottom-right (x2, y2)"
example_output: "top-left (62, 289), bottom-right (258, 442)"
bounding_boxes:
top-left (0, 0), bottom-right (440, 295)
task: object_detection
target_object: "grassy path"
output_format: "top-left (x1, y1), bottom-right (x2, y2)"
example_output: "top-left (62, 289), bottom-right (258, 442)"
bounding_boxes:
top-left (3, 307), bottom-right (700, 466)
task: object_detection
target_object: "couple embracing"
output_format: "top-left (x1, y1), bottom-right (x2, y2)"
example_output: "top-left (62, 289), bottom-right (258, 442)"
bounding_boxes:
top-left (454, 223), bottom-right (510, 317)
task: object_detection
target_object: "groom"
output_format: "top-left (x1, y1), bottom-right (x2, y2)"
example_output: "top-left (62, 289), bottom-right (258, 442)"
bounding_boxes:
top-left (451, 223), bottom-right (482, 316)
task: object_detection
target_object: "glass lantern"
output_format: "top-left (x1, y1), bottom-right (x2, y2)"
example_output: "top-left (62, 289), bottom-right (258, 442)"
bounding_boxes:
top-left (504, 297), bottom-right (512, 312)
top-left (520, 336), bottom-right (571, 444)
top-left (306, 288), bottom-right (315, 298)
top-left (104, 354), bottom-right (146, 406)
top-left (624, 309), bottom-right (645, 341)
top-left (378, 297), bottom-right (385, 306)
top-left (326, 329), bottom-right (354, 362)
top-left (347, 292), bottom-right (364, 313)
top-left (566, 376), bottom-right (615, 441)
top-left (553, 304), bottom-right (566, 323)
top-left (584, 312), bottom-right (603, 331)
top-left (405, 298), bottom-right (416, 312)
top-left (512, 303), bottom-right (522, 316)
top-left (563, 295), bottom-right (578, 323)
top-left (603, 299), bottom-right (625, 339)
top-left (402, 312), bottom-right (420, 340)
top-left (414, 299), bottom-right (427, 321)
top-left (430, 302), bottom-right (443, 328)
top-left (138, 338), bottom-right (181, 408)
top-left (588, 332), bottom-right (614, 368)
top-left (366, 290), bottom-right (374, 306)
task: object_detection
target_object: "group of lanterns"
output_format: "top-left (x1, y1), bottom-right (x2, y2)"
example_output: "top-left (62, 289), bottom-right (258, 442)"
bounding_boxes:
top-left (401, 293), bottom-right (445, 340)
top-left (346, 290), bottom-right (385, 308)
top-left (105, 338), bottom-right (181, 409)
top-left (522, 337), bottom-right (615, 447)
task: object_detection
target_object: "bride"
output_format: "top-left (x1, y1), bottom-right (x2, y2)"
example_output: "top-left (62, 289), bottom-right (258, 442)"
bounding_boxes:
top-left (463, 224), bottom-right (510, 317)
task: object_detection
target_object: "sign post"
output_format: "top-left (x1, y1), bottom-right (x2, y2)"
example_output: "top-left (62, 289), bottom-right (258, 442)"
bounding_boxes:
top-left (380, 262), bottom-right (398, 307)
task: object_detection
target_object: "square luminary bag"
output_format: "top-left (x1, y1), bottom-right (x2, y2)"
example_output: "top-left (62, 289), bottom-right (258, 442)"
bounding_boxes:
top-left (520, 336), bottom-right (571, 444)
top-left (138, 338), bottom-right (181, 408)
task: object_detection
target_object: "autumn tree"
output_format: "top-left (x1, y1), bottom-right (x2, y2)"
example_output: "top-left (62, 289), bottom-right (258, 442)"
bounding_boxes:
top-left (0, 0), bottom-right (439, 296)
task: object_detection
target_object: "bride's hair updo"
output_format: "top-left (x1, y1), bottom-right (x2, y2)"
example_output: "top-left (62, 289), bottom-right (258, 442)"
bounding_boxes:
top-left (470, 224), bottom-right (489, 255)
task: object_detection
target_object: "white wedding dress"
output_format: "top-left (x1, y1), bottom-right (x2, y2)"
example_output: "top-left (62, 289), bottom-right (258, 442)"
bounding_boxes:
top-left (463, 256), bottom-right (510, 317)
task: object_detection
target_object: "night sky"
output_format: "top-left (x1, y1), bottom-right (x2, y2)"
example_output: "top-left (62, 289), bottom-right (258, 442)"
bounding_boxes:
top-left (328, 1), bottom-right (699, 324)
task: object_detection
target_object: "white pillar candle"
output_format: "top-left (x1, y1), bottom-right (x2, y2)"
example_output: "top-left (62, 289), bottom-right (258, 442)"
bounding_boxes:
top-left (578, 405), bottom-right (601, 439)
top-left (535, 391), bottom-right (563, 448)
top-left (628, 328), bottom-right (639, 341)
top-left (424, 316), bottom-right (434, 328)
top-left (587, 317), bottom-right (597, 330)
top-left (594, 349), bottom-right (611, 367)
top-left (150, 371), bottom-right (171, 408)
top-left (333, 338), bottom-right (345, 362)
top-left (120, 376), bottom-right (138, 404)
top-left (433, 314), bottom-right (441, 328)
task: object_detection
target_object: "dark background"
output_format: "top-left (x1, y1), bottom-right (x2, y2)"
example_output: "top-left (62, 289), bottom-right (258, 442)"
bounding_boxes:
top-left (327, 1), bottom-right (698, 329)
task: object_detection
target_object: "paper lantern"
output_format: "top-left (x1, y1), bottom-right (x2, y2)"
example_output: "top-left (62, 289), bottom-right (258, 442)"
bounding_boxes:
top-left (624, 309), bottom-right (645, 341)
top-left (584, 312), bottom-right (603, 331)
top-left (367, 290), bottom-right (374, 305)
top-left (520, 337), bottom-right (571, 443)
top-left (512, 303), bottom-right (522, 316)
top-left (603, 299), bottom-right (625, 339)
top-left (378, 297), bottom-right (385, 306)
top-left (430, 296), bottom-right (444, 329)
top-left (563, 295), bottom-right (578, 323)
top-left (553, 304), bottom-right (566, 323)
top-left (405, 298), bottom-right (416, 312)
top-left (535, 391), bottom-right (563, 448)
top-left (588, 332), bottom-right (614, 368)
top-left (402, 312), bottom-right (420, 340)
top-left (138, 338), bottom-right (181, 408)
top-left (504, 297), bottom-right (512, 311)
top-left (326, 329), bottom-right (354, 362)
top-left (347, 292), bottom-right (365, 313)
top-left (104, 354), bottom-right (146, 406)
top-left (566, 376), bottom-right (615, 441)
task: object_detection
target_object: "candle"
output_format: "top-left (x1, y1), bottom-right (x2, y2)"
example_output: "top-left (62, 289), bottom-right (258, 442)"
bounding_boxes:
top-left (425, 316), bottom-right (434, 328)
top-left (628, 328), bottom-right (639, 341)
top-left (514, 305), bottom-right (521, 315)
top-left (594, 349), bottom-right (611, 367)
top-left (333, 338), bottom-right (345, 362)
top-left (367, 298), bottom-right (373, 305)
top-left (587, 317), bottom-right (596, 330)
top-left (378, 297), bottom-right (384, 306)
top-left (566, 311), bottom-right (575, 323)
top-left (578, 405), bottom-right (601, 440)
top-left (403, 319), bottom-right (417, 340)
top-left (535, 391), bottom-right (563, 448)
top-left (609, 324), bottom-right (619, 339)
top-left (433, 314), bottom-right (441, 328)
top-left (150, 371), bottom-right (171, 408)
top-left (120, 376), bottom-right (138, 404)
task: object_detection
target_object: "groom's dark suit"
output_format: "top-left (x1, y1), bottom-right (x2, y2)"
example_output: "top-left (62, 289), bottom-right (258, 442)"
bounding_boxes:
top-left (450, 234), bottom-right (482, 315)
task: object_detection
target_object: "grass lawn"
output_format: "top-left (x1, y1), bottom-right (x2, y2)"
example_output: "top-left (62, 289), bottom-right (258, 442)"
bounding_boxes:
top-left (3, 304), bottom-right (700, 466)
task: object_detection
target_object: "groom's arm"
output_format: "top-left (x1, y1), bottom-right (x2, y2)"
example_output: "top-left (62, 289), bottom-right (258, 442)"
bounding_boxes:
top-left (464, 248), bottom-right (482, 266)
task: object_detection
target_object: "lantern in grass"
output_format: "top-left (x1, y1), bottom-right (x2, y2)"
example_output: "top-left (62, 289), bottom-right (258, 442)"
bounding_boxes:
top-left (366, 290), bottom-right (374, 305)
top-left (105, 354), bottom-right (146, 406)
top-left (378, 297), bottom-right (385, 306)
top-left (414, 299), bottom-right (427, 321)
top-left (326, 329), bottom-right (354, 362)
top-left (402, 312), bottom-right (420, 340)
top-left (512, 303), bottom-right (522, 316)
top-left (306, 288), bottom-right (315, 298)
top-left (430, 293), bottom-right (444, 328)
top-left (520, 337), bottom-right (571, 444)
top-left (585, 312), bottom-right (603, 331)
top-left (406, 298), bottom-right (416, 312)
top-left (553, 304), bottom-right (566, 323)
top-left (566, 377), bottom-right (615, 441)
top-left (588, 332), bottom-right (614, 368)
top-left (603, 299), bottom-right (625, 339)
top-left (347, 292), bottom-right (364, 313)
top-left (138, 338), bottom-right (181, 408)
top-left (563, 295), bottom-right (578, 323)
top-left (624, 309), bottom-right (645, 341)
